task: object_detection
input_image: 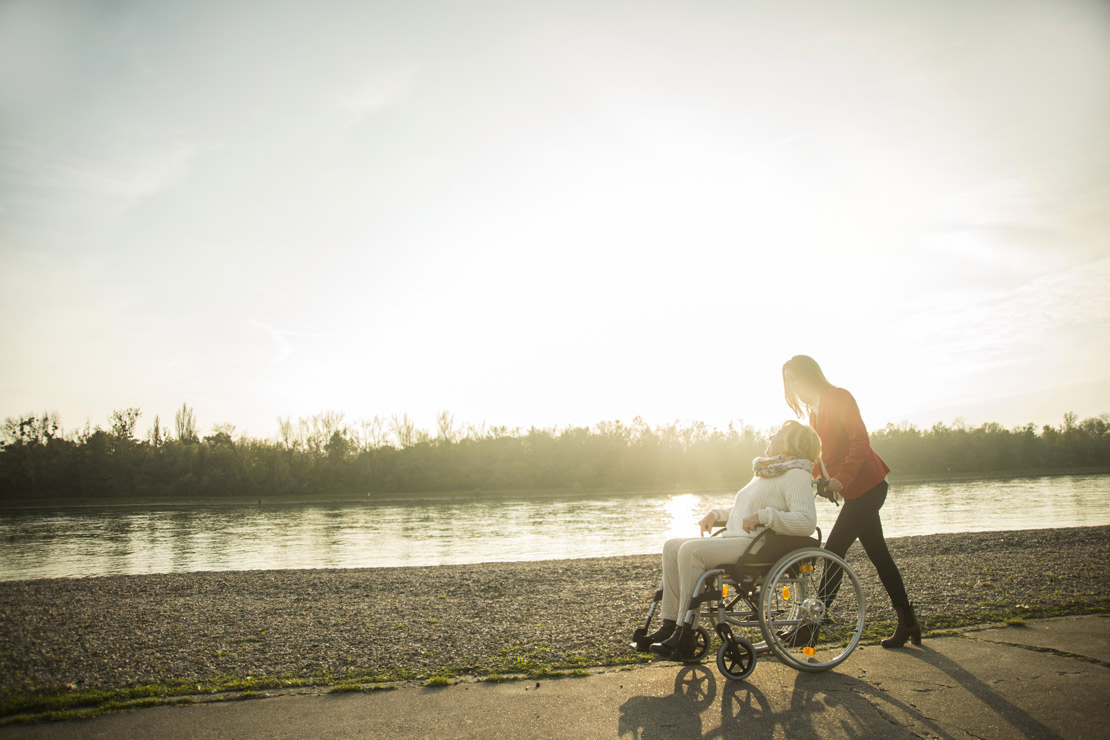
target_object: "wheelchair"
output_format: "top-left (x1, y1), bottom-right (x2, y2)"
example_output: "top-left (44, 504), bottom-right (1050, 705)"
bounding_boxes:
top-left (630, 522), bottom-right (866, 681)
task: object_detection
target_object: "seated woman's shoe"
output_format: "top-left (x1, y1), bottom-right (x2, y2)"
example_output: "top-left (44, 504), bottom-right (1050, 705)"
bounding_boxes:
top-left (644, 619), bottom-right (676, 644)
top-left (881, 604), bottom-right (922, 648)
top-left (632, 619), bottom-right (676, 652)
top-left (649, 625), bottom-right (696, 661)
top-left (643, 621), bottom-right (674, 643)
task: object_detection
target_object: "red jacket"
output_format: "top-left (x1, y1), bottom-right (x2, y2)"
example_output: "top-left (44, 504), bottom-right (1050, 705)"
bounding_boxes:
top-left (809, 386), bottom-right (890, 500)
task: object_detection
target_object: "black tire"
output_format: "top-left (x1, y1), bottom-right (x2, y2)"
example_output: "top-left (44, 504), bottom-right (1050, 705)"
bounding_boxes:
top-left (716, 637), bottom-right (757, 681)
top-left (758, 548), bottom-right (865, 672)
top-left (679, 626), bottom-right (712, 663)
top-left (691, 626), bottom-right (711, 661)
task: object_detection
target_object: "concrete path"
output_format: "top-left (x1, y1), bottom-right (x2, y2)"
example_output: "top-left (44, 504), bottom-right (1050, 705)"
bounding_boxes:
top-left (3, 615), bottom-right (1107, 740)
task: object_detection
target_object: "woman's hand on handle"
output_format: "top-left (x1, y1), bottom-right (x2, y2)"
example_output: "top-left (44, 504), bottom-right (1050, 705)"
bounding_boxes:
top-left (698, 513), bottom-right (716, 536)
top-left (827, 478), bottom-right (844, 494)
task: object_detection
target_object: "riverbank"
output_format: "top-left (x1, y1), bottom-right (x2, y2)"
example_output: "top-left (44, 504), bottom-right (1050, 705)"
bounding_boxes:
top-left (2, 525), bottom-right (1108, 721)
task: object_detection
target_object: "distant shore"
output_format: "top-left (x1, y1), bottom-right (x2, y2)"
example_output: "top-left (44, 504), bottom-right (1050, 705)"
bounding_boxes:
top-left (2, 467), bottom-right (1108, 511)
top-left (2, 525), bottom-right (1108, 711)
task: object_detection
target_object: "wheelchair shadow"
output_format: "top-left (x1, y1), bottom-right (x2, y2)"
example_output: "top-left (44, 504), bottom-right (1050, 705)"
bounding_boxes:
top-left (617, 662), bottom-right (969, 740)
top-left (617, 666), bottom-right (716, 740)
top-left (749, 645), bottom-right (1064, 740)
top-left (777, 669), bottom-right (956, 740)
top-left (721, 670), bottom-right (962, 740)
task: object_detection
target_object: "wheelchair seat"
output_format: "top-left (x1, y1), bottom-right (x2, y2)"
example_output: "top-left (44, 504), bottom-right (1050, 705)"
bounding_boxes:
top-left (729, 531), bottom-right (820, 579)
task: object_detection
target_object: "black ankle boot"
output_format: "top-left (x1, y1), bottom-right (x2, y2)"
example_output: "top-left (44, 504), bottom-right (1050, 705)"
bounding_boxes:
top-left (644, 619), bottom-right (676, 644)
top-left (781, 622), bottom-right (819, 648)
top-left (650, 625), bottom-right (695, 661)
top-left (882, 604), bottom-right (922, 648)
top-left (631, 619), bottom-right (677, 652)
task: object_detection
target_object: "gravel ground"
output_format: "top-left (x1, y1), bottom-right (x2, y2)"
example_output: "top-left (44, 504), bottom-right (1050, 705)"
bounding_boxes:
top-left (1, 525), bottom-right (1107, 695)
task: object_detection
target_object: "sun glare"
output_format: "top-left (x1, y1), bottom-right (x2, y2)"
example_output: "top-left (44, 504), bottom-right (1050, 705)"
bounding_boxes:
top-left (662, 493), bottom-right (703, 541)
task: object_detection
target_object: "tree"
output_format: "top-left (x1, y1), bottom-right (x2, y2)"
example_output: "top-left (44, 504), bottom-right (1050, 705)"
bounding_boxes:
top-left (390, 413), bottom-right (418, 448)
top-left (436, 411), bottom-right (458, 445)
top-left (211, 422), bottom-right (237, 438)
top-left (2, 412), bottom-right (59, 447)
top-left (148, 415), bottom-right (164, 447)
top-left (277, 417), bottom-right (298, 450)
top-left (302, 411), bottom-right (345, 458)
top-left (357, 416), bottom-right (387, 451)
top-left (1063, 411), bottom-right (1079, 433)
top-left (0, 412), bottom-right (61, 496)
top-left (175, 404), bottom-right (199, 443)
top-left (326, 430), bottom-right (351, 462)
top-left (110, 408), bottom-right (141, 442)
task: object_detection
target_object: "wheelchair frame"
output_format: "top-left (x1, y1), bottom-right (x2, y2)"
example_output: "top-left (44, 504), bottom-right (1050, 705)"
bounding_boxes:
top-left (631, 526), bottom-right (866, 681)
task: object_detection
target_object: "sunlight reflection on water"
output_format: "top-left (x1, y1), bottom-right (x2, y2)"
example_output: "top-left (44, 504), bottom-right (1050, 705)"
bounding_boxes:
top-left (1, 474), bottom-right (1108, 581)
top-left (662, 493), bottom-right (703, 541)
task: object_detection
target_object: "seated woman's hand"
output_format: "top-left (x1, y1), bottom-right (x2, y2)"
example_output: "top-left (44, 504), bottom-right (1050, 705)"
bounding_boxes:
top-left (742, 513), bottom-right (762, 533)
top-left (698, 513), bottom-right (716, 536)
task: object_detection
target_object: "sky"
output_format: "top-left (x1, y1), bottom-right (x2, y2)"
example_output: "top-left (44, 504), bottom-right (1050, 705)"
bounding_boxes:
top-left (2, 0), bottom-right (1108, 442)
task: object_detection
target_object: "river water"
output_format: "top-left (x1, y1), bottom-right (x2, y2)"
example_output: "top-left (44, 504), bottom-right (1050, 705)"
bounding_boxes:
top-left (1, 474), bottom-right (1107, 582)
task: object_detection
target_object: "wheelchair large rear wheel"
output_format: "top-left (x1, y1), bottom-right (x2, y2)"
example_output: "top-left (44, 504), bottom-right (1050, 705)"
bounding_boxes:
top-left (758, 548), bottom-right (865, 672)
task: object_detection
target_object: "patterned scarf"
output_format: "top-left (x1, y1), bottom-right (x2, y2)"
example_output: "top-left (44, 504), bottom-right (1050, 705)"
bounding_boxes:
top-left (752, 454), bottom-right (812, 478)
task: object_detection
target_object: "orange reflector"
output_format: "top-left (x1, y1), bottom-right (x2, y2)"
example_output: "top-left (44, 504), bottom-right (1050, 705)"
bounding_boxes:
top-left (800, 564), bottom-right (814, 574)
top-left (782, 586), bottom-right (791, 600)
top-left (722, 585), bottom-right (729, 598)
top-left (802, 647), bottom-right (816, 657)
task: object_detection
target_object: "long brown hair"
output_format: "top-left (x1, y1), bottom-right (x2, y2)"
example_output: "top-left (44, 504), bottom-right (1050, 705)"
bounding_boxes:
top-left (782, 355), bottom-right (833, 418)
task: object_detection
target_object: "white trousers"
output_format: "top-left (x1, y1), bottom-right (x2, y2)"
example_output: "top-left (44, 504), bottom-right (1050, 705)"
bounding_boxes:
top-left (661, 536), bottom-right (755, 622)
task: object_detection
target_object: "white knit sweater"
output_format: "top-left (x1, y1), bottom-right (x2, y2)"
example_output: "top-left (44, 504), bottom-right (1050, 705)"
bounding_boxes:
top-left (709, 468), bottom-right (817, 538)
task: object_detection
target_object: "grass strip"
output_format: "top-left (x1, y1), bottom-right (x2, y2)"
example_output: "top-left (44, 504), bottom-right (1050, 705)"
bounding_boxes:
top-left (3, 602), bottom-right (1107, 726)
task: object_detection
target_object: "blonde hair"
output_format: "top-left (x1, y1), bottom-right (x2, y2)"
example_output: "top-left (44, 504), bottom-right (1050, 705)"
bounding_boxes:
top-left (782, 355), bottom-right (834, 418)
top-left (780, 420), bottom-right (822, 461)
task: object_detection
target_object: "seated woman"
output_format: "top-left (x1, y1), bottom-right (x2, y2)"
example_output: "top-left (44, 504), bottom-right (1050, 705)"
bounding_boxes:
top-left (649, 420), bottom-right (821, 660)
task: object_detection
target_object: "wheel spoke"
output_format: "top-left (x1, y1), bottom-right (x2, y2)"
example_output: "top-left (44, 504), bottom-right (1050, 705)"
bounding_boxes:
top-left (759, 549), bottom-right (865, 672)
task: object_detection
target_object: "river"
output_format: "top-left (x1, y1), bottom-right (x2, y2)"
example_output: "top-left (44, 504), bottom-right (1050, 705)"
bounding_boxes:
top-left (1, 474), bottom-right (1107, 581)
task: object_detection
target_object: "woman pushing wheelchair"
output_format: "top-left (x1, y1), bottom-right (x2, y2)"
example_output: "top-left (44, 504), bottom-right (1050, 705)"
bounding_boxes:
top-left (646, 420), bottom-right (822, 661)
top-left (782, 355), bottom-right (921, 649)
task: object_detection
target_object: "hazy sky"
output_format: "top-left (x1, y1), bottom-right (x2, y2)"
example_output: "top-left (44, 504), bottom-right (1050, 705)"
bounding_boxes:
top-left (2, 0), bottom-right (1108, 440)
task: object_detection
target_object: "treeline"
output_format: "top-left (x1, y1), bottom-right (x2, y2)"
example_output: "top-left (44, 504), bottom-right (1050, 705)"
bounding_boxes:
top-left (1, 407), bottom-right (1108, 501)
top-left (871, 412), bottom-right (1110, 475)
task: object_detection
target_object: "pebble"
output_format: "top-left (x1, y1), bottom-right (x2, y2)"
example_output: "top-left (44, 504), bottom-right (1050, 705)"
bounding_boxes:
top-left (1, 525), bottom-right (1106, 693)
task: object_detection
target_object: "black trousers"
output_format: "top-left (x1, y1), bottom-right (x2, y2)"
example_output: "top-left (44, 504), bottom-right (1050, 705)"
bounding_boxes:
top-left (821, 480), bottom-right (910, 608)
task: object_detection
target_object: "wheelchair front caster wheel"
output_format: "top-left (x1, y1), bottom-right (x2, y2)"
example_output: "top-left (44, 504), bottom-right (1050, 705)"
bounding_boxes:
top-left (717, 636), bottom-right (757, 681)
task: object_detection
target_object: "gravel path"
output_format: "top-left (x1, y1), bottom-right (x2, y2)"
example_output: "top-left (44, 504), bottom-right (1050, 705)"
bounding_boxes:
top-left (2, 525), bottom-right (1107, 694)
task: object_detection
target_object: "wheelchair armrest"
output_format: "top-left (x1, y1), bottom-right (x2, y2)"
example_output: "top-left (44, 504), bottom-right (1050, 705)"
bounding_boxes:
top-left (737, 528), bottom-right (775, 559)
top-left (732, 530), bottom-right (822, 571)
top-left (716, 526), bottom-right (821, 548)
